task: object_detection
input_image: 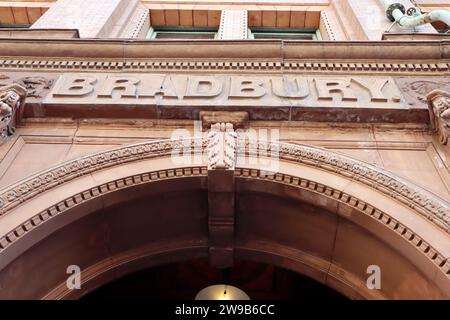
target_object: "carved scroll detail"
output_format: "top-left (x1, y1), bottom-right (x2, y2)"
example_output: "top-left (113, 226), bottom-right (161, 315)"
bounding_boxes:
top-left (0, 84), bottom-right (27, 145)
top-left (427, 90), bottom-right (450, 146)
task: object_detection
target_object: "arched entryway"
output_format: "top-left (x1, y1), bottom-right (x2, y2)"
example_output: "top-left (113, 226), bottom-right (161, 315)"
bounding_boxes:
top-left (82, 259), bottom-right (348, 300)
top-left (0, 138), bottom-right (449, 299)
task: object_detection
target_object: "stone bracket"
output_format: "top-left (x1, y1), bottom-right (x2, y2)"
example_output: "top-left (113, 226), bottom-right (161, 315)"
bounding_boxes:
top-left (427, 89), bottom-right (450, 147)
top-left (0, 84), bottom-right (27, 145)
top-left (200, 111), bottom-right (249, 131)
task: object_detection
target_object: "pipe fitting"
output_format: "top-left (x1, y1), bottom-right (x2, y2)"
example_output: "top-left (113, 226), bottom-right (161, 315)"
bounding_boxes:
top-left (386, 3), bottom-right (406, 22)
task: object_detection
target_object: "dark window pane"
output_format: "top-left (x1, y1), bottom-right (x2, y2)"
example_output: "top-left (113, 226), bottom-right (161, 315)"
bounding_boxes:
top-left (154, 31), bottom-right (216, 40)
top-left (252, 33), bottom-right (315, 40)
top-left (0, 24), bottom-right (30, 29)
top-left (250, 28), bottom-right (318, 40)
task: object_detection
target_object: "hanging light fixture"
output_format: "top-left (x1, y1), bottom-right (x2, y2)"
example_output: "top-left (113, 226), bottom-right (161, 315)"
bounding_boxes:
top-left (195, 284), bottom-right (250, 300)
top-left (195, 268), bottom-right (250, 300)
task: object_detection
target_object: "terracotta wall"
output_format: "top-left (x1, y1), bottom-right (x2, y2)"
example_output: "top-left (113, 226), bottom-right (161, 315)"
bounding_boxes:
top-left (1, 119), bottom-right (448, 201)
top-left (2, 0), bottom-right (447, 40)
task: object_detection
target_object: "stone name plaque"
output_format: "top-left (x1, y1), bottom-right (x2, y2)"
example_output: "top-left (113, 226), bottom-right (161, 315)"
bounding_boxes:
top-left (45, 73), bottom-right (407, 109)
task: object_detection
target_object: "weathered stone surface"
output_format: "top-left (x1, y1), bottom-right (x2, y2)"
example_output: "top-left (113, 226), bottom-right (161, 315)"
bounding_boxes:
top-left (218, 10), bottom-right (248, 40)
top-left (428, 89), bottom-right (450, 147)
top-left (0, 84), bottom-right (27, 145)
top-left (31, 0), bottom-right (148, 38)
top-left (396, 77), bottom-right (450, 108)
top-left (34, 72), bottom-right (422, 122)
top-left (1, 0), bottom-right (450, 301)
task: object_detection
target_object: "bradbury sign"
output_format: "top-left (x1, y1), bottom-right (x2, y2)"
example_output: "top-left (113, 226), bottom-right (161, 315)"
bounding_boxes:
top-left (46, 73), bottom-right (406, 109)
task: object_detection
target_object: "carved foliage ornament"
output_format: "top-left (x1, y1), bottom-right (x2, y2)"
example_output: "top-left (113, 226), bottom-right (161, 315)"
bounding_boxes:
top-left (0, 84), bottom-right (26, 145)
top-left (207, 123), bottom-right (238, 170)
top-left (427, 89), bottom-right (450, 145)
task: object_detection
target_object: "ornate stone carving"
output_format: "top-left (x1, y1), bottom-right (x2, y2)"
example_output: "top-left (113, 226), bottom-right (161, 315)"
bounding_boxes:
top-left (427, 90), bottom-right (450, 145)
top-left (14, 76), bottom-right (54, 98)
top-left (399, 79), bottom-right (450, 105)
top-left (0, 75), bottom-right (54, 98)
top-left (207, 123), bottom-right (238, 170)
top-left (0, 84), bottom-right (26, 145)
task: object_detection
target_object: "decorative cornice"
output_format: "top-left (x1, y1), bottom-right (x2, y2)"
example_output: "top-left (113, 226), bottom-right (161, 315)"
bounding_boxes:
top-left (0, 39), bottom-right (448, 60)
top-left (428, 89), bottom-right (450, 146)
top-left (0, 138), bottom-right (448, 235)
top-left (0, 58), bottom-right (448, 74)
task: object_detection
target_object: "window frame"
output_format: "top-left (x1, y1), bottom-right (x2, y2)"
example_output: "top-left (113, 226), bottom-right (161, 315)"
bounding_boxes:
top-left (248, 27), bottom-right (321, 40)
top-left (146, 26), bottom-right (219, 40)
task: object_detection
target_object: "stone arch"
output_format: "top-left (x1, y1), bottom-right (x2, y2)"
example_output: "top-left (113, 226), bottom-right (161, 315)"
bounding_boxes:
top-left (0, 138), bottom-right (449, 299)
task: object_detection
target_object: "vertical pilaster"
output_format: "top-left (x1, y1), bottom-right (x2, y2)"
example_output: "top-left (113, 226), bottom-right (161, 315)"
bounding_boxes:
top-left (120, 4), bottom-right (151, 39)
top-left (218, 10), bottom-right (248, 40)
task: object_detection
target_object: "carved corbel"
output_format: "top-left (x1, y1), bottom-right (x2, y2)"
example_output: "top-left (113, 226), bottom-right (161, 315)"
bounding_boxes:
top-left (206, 122), bottom-right (238, 268)
top-left (207, 122), bottom-right (238, 170)
top-left (0, 84), bottom-right (27, 145)
top-left (427, 90), bottom-right (450, 146)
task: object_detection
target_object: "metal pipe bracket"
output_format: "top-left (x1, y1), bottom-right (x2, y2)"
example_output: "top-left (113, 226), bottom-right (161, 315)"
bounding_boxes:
top-left (386, 3), bottom-right (406, 21)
